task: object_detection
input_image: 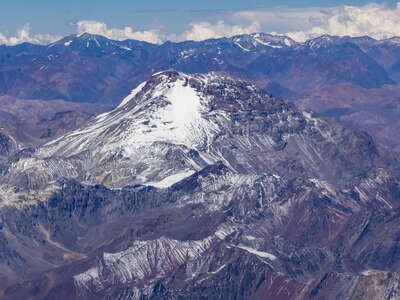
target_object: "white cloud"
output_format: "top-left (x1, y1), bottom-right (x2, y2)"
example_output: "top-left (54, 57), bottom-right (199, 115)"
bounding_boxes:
top-left (235, 3), bottom-right (400, 42)
top-left (177, 21), bottom-right (261, 41)
top-left (75, 20), bottom-right (262, 43)
top-left (1, 20), bottom-right (259, 45)
top-left (0, 24), bottom-right (59, 45)
top-left (233, 7), bottom-right (326, 33)
top-left (74, 20), bottom-right (163, 44)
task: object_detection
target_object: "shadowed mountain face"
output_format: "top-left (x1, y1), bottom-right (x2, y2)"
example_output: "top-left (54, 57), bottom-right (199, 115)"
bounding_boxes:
top-left (1, 33), bottom-right (400, 150)
top-left (0, 71), bottom-right (400, 299)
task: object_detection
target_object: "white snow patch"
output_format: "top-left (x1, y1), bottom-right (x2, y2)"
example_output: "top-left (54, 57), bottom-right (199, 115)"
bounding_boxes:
top-left (284, 38), bottom-right (293, 46)
top-left (152, 70), bottom-right (168, 76)
top-left (310, 178), bottom-right (336, 196)
top-left (236, 245), bottom-right (277, 260)
top-left (180, 49), bottom-right (195, 59)
top-left (210, 264), bottom-right (226, 274)
top-left (162, 81), bottom-right (202, 131)
top-left (148, 170), bottom-right (195, 188)
top-left (360, 269), bottom-right (381, 276)
top-left (253, 37), bottom-right (282, 48)
top-left (119, 45), bottom-right (132, 51)
top-left (74, 267), bottom-right (103, 291)
top-left (64, 40), bottom-right (72, 46)
top-left (302, 111), bottom-right (314, 121)
top-left (234, 42), bottom-right (250, 52)
top-left (214, 224), bottom-right (235, 240)
top-left (213, 57), bottom-right (224, 65)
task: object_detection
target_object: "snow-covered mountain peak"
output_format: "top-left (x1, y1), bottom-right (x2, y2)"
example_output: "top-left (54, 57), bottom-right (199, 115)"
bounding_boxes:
top-left (48, 32), bottom-right (116, 50)
top-left (115, 69), bottom-right (265, 115)
top-left (36, 70), bottom-right (283, 165)
top-left (303, 34), bottom-right (339, 49)
top-left (5, 69), bottom-right (384, 193)
top-left (249, 33), bottom-right (296, 47)
top-left (39, 71), bottom-right (222, 158)
top-left (25, 70), bottom-right (277, 187)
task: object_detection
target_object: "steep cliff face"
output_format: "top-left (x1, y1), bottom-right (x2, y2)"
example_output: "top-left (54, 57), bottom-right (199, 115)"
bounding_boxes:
top-left (0, 71), bottom-right (400, 299)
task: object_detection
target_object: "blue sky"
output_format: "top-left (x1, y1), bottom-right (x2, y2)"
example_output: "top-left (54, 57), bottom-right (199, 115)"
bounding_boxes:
top-left (1, 1), bottom-right (400, 44)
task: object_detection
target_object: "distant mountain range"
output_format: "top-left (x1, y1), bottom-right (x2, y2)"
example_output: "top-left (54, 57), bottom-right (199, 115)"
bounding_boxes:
top-left (1, 32), bottom-right (398, 102)
top-left (1, 32), bottom-right (400, 149)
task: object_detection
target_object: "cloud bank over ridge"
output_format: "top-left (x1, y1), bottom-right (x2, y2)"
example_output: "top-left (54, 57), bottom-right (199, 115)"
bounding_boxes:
top-left (0, 24), bottom-right (60, 45)
top-left (234, 2), bottom-right (400, 41)
top-left (1, 2), bottom-right (400, 45)
top-left (74, 20), bottom-right (163, 44)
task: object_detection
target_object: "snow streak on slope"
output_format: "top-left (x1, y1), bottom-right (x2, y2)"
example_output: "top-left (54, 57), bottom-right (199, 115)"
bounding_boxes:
top-left (236, 245), bottom-right (277, 260)
top-left (147, 170), bottom-right (196, 188)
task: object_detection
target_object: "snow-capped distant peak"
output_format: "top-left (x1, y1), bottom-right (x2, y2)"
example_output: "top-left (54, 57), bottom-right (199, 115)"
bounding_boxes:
top-left (304, 35), bottom-right (337, 49)
top-left (230, 33), bottom-right (297, 51)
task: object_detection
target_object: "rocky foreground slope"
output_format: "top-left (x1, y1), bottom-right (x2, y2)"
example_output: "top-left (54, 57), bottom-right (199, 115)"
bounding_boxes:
top-left (0, 71), bottom-right (400, 299)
